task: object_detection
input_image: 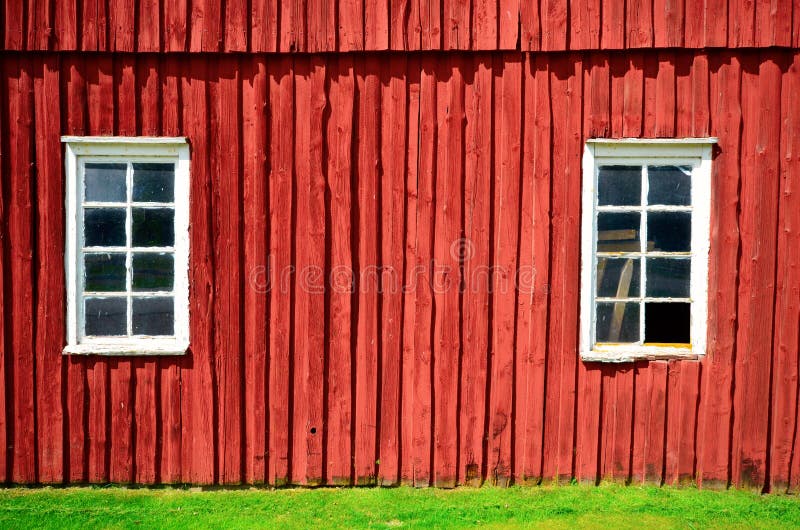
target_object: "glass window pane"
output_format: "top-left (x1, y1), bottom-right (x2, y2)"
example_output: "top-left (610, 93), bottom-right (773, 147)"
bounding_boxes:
top-left (133, 253), bottom-right (174, 291)
top-left (85, 297), bottom-right (127, 336)
top-left (647, 212), bottom-right (691, 252)
top-left (597, 212), bottom-right (641, 252)
top-left (84, 208), bottom-right (126, 247)
top-left (133, 163), bottom-right (174, 202)
top-left (84, 163), bottom-right (127, 202)
top-left (597, 258), bottom-right (640, 297)
top-left (644, 302), bottom-right (690, 343)
top-left (132, 297), bottom-right (174, 336)
top-left (596, 302), bottom-right (640, 343)
top-left (646, 258), bottom-right (690, 298)
top-left (84, 253), bottom-right (126, 292)
top-left (598, 166), bottom-right (642, 206)
top-left (132, 208), bottom-right (174, 247)
top-left (648, 166), bottom-right (691, 206)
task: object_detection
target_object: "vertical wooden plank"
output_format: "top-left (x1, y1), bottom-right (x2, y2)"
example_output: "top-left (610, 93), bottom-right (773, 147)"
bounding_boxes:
top-left (472, 0), bottom-right (498, 49)
top-left (0, 53), bottom-right (6, 485)
top-left (570, 0), bottom-right (600, 49)
top-left (655, 52), bottom-right (675, 139)
top-left (4, 0), bottom-right (24, 49)
top-left (108, 359), bottom-right (133, 483)
top-left (499, 0), bottom-right (519, 48)
top-left (55, 0), bottom-right (78, 49)
top-left (520, 0), bottom-right (541, 50)
top-left (390, 0), bottom-right (410, 49)
top-left (306, 0), bottom-right (335, 51)
top-left (243, 56), bottom-right (269, 485)
top-left (137, 0), bottom-right (160, 51)
top-left (325, 55), bottom-right (355, 485)
top-left (353, 56), bottom-right (380, 485)
top-left (210, 57), bottom-right (244, 485)
top-left (189, 0), bottom-right (222, 51)
top-left (400, 56), bottom-right (421, 484)
top-left (180, 56), bottom-right (216, 484)
top-left (63, 55), bottom-right (88, 483)
top-left (267, 56), bottom-right (294, 485)
top-left (623, 53), bottom-right (644, 138)
top-left (676, 53), bottom-right (711, 138)
top-left (731, 53), bottom-right (782, 490)
top-left (755, 0), bottom-right (792, 46)
top-left (412, 55), bottom-right (436, 486)
top-left (697, 52), bottom-right (741, 489)
top-left (420, 0), bottom-right (441, 49)
top-left (108, 0), bottom-right (135, 51)
top-left (224, 0), bottom-right (248, 50)
top-left (653, 0), bottom-right (684, 47)
top-left (251, 0), bottom-right (278, 51)
top-left (33, 55), bottom-right (64, 483)
top-left (540, 0), bottom-right (567, 51)
top-left (487, 54), bottom-right (521, 486)
top-left (684, 0), bottom-right (705, 47)
top-left (543, 53), bottom-right (582, 484)
top-left (627, 0), bottom-right (653, 47)
top-left (339, 0), bottom-right (364, 50)
top-left (431, 58), bottom-right (463, 487)
top-left (366, 0), bottom-right (390, 48)
top-left (443, 0), bottom-right (469, 49)
top-left (515, 53), bottom-right (551, 484)
top-left (704, 0), bottom-right (728, 47)
top-left (7, 57), bottom-right (36, 484)
top-left (601, 0), bottom-right (625, 49)
top-left (575, 53), bottom-right (605, 485)
top-left (163, 0), bottom-right (187, 51)
top-left (158, 55), bottom-right (182, 484)
top-left (459, 54), bottom-right (492, 486)
top-left (636, 362), bottom-right (668, 483)
top-left (729, 0), bottom-right (756, 46)
top-left (27, 0), bottom-right (53, 49)
top-left (291, 57), bottom-right (326, 485)
top-left (770, 51), bottom-right (800, 493)
top-left (377, 55), bottom-right (407, 485)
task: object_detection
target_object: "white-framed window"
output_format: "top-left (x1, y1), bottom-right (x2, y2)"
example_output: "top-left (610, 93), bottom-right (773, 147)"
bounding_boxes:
top-left (580, 138), bottom-right (716, 362)
top-left (62, 137), bottom-right (190, 356)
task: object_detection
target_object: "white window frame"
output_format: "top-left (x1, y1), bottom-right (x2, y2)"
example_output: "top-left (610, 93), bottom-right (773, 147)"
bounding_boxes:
top-left (580, 138), bottom-right (716, 363)
top-left (62, 136), bottom-right (190, 356)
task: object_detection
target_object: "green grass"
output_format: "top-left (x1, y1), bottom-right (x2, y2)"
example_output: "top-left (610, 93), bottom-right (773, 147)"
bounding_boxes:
top-left (0, 484), bottom-right (798, 529)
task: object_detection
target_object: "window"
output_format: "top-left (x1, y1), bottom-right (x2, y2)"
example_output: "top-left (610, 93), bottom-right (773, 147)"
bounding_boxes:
top-left (63, 137), bottom-right (190, 355)
top-left (580, 139), bottom-right (715, 362)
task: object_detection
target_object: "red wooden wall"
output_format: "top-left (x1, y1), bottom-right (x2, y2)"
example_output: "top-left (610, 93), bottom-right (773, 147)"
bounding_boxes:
top-left (3, 0), bottom-right (800, 52)
top-left (1, 49), bottom-right (799, 491)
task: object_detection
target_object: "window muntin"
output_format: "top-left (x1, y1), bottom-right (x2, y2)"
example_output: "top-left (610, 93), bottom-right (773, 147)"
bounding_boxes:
top-left (580, 140), bottom-right (714, 362)
top-left (63, 138), bottom-right (190, 356)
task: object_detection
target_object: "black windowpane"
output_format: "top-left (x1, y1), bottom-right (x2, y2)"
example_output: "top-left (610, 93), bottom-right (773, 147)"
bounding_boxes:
top-left (647, 212), bottom-right (691, 252)
top-left (132, 297), bottom-right (174, 336)
top-left (132, 208), bottom-right (174, 247)
top-left (133, 163), bottom-right (174, 202)
top-left (133, 253), bottom-right (174, 291)
top-left (648, 166), bottom-right (691, 206)
top-left (597, 258), bottom-right (641, 297)
top-left (598, 166), bottom-right (642, 206)
top-left (84, 208), bottom-right (126, 247)
top-left (84, 297), bottom-right (127, 336)
top-left (84, 163), bottom-right (127, 202)
top-left (596, 302), bottom-right (640, 343)
top-left (644, 302), bottom-right (690, 344)
top-left (84, 253), bottom-right (126, 292)
top-left (597, 212), bottom-right (641, 252)
top-left (646, 258), bottom-right (690, 298)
